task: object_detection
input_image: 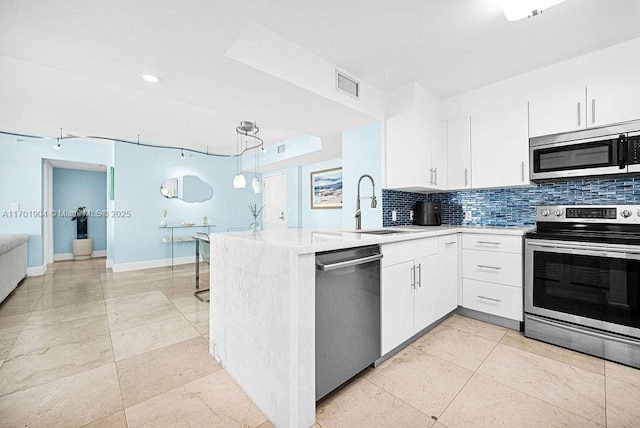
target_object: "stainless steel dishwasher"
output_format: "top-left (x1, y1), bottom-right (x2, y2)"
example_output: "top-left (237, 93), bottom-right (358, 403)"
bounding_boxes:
top-left (315, 245), bottom-right (382, 401)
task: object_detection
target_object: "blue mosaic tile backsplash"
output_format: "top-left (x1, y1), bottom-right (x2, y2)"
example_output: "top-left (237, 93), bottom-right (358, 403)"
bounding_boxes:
top-left (382, 177), bottom-right (640, 227)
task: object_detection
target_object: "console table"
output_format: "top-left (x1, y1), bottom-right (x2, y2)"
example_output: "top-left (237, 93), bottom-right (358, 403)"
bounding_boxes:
top-left (160, 224), bottom-right (214, 268)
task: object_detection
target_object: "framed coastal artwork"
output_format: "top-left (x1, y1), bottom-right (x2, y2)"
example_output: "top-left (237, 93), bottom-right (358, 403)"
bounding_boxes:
top-left (310, 167), bottom-right (343, 209)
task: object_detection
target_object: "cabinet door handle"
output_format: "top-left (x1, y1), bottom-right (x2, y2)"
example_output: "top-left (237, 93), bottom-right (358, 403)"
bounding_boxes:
top-left (476, 241), bottom-right (500, 246)
top-left (417, 263), bottom-right (422, 288)
top-left (521, 161), bottom-right (525, 182)
top-left (577, 102), bottom-right (581, 126)
top-left (478, 295), bottom-right (502, 303)
top-left (477, 264), bottom-right (501, 270)
top-left (428, 168), bottom-right (434, 184)
top-left (591, 98), bottom-right (596, 123)
top-left (433, 168), bottom-right (437, 186)
top-left (464, 168), bottom-right (468, 186)
top-left (411, 265), bottom-right (416, 289)
top-left (445, 241), bottom-right (456, 246)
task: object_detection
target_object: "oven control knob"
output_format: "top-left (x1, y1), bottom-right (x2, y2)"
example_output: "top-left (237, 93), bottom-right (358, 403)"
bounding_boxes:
top-left (637, 209), bottom-right (640, 217)
top-left (554, 209), bottom-right (563, 217)
top-left (621, 209), bottom-right (632, 218)
top-left (541, 209), bottom-right (550, 217)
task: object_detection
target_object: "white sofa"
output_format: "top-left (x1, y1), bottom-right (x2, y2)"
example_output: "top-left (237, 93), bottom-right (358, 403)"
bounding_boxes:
top-left (0, 234), bottom-right (29, 304)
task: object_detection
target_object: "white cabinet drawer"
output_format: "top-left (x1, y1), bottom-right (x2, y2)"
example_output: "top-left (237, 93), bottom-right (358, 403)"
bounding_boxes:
top-left (462, 249), bottom-right (522, 287)
top-left (462, 234), bottom-right (522, 254)
top-left (382, 238), bottom-right (438, 268)
top-left (462, 279), bottom-right (523, 321)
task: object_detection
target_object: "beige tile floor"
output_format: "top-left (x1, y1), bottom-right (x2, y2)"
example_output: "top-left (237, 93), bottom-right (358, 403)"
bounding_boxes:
top-left (0, 258), bottom-right (639, 427)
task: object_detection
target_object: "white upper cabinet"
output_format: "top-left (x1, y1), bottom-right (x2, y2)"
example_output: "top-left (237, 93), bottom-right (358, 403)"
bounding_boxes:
top-left (528, 85), bottom-right (586, 137)
top-left (472, 101), bottom-right (529, 188)
top-left (587, 75), bottom-right (640, 127)
top-left (385, 83), bottom-right (445, 191)
top-left (529, 56), bottom-right (640, 137)
top-left (386, 110), bottom-right (421, 189)
top-left (446, 117), bottom-right (471, 190)
top-left (529, 81), bottom-right (640, 138)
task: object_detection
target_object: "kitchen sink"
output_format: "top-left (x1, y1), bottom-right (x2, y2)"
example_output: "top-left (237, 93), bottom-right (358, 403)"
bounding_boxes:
top-left (357, 229), bottom-right (412, 235)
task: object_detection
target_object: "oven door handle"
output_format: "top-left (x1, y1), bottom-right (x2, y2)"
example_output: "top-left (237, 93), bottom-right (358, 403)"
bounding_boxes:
top-left (527, 240), bottom-right (640, 259)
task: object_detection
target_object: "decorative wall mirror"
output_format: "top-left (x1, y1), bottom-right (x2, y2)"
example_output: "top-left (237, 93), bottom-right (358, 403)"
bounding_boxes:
top-left (160, 175), bottom-right (213, 203)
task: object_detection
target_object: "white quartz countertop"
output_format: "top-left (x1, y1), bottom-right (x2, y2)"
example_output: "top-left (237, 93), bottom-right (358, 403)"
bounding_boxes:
top-left (215, 224), bottom-right (534, 254)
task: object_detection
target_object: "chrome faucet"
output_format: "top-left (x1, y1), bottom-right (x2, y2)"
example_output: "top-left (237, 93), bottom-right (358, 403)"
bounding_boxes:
top-left (354, 174), bottom-right (377, 230)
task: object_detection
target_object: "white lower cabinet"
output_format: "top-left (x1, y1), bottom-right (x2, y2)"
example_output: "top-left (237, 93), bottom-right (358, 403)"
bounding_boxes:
top-left (462, 279), bottom-right (523, 321)
top-left (437, 235), bottom-right (459, 315)
top-left (381, 235), bottom-right (458, 355)
top-left (461, 233), bottom-right (523, 322)
top-left (381, 259), bottom-right (416, 354)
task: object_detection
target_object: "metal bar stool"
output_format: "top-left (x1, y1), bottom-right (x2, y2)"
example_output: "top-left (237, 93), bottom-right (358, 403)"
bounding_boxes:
top-left (195, 232), bottom-right (210, 302)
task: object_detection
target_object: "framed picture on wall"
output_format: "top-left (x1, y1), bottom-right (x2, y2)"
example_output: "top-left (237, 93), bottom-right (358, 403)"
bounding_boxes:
top-left (311, 167), bottom-right (343, 209)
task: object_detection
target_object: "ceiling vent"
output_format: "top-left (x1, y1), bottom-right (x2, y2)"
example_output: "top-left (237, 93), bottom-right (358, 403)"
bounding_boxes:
top-left (336, 70), bottom-right (359, 99)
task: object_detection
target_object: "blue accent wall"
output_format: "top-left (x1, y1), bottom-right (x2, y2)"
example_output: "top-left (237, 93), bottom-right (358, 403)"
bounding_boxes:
top-left (342, 121), bottom-right (382, 229)
top-left (0, 133), bottom-right (112, 268)
top-left (0, 131), bottom-right (260, 269)
top-left (53, 168), bottom-right (107, 254)
top-left (112, 142), bottom-right (260, 265)
top-left (383, 177), bottom-right (640, 227)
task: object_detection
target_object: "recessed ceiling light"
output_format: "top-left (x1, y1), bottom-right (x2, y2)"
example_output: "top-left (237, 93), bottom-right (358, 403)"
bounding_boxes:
top-left (140, 73), bottom-right (161, 83)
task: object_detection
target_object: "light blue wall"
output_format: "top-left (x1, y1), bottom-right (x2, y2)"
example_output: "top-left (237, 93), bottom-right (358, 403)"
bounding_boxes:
top-left (112, 143), bottom-right (260, 265)
top-left (301, 158), bottom-right (343, 228)
top-left (342, 121), bottom-right (382, 229)
top-left (0, 133), bottom-right (112, 268)
top-left (53, 168), bottom-right (107, 254)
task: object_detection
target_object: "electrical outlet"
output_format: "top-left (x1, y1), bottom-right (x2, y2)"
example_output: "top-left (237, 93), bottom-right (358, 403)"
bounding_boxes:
top-left (465, 211), bottom-right (472, 221)
top-left (409, 210), bottom-right (414, 221)
top-left (11, 203), bottom-right (19, 211)
top-left (392, 210), bottom-right (397, 222)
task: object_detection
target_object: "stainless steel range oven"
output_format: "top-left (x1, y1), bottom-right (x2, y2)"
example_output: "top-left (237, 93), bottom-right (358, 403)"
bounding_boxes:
top-left (524, 205), bottom-right (640, 369)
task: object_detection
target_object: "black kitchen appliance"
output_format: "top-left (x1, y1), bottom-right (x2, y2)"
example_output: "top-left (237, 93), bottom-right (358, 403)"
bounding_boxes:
top-left (414, 201), bottom-right (441, 226)
top-left (524, 205), bottom-right (640, 369)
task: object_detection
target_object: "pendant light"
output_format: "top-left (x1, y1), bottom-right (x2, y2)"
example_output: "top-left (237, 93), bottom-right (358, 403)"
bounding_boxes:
top-left (233, 129), bottom-right (246, 188)
top-left (233, 121), bottom-right (264, 190)
top-left (251, 139), bottom-right (261, 194)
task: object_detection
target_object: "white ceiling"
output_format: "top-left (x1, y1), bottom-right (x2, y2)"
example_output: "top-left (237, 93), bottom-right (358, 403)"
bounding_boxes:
top-left (1, 0), bottom-right (639, 160)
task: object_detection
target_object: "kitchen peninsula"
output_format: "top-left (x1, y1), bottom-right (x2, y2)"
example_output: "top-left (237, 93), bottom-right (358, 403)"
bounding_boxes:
top-left (208, 226), bottom-right (530, 428)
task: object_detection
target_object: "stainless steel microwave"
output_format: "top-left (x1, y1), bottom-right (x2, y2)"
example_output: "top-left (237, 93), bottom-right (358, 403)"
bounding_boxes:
top-left (529, 119), bottom-right (640, 182)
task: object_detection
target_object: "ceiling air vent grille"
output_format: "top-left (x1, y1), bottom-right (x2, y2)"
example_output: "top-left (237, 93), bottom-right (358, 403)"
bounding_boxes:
top-left (336, 70), bottom-right (359, 99)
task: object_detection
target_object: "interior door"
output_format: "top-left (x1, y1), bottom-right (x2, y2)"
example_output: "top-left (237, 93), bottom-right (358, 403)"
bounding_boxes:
top-left (263, 173), bottom-right (286, 230)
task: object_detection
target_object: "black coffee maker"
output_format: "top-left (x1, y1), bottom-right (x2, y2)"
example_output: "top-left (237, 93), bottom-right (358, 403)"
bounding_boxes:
top-left (413, 201), bottom-right (442, 226)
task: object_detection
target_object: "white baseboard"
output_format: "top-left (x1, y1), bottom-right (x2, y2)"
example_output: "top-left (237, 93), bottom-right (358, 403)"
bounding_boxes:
top-left (111, 256), bottom-right (196, 273)
top-left (27, 265), bottom-right (46, 276)
top-left (54, 251), bottom-right (107, 261)
top-left (106, 259), bottom-right (114, 268)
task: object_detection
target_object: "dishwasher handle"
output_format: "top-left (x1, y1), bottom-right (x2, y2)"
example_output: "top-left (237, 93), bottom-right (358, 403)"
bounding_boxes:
top-left (317, 254), bottom-right (383, 272)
